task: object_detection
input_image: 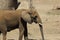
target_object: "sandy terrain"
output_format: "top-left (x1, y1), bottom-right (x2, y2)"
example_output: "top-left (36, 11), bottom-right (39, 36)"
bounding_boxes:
top-left (0, 0), bottom-right (60, 40)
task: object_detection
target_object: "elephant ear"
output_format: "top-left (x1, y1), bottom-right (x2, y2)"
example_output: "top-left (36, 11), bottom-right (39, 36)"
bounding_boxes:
top-left (21, 11), bottom-right (32, 24)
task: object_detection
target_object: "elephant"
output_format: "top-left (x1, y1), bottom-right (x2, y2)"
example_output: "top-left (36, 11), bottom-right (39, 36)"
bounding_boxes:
top-left (0, 9), bottom-right (44, 40)
top-left (23, 8), bottom-right (44, 40)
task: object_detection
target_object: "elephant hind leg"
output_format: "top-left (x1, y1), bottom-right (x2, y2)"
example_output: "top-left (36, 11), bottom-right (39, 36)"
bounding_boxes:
top-left (19, 27), bottom-right (24, 40)
top-left (3, 31), bottom-right (7, 40)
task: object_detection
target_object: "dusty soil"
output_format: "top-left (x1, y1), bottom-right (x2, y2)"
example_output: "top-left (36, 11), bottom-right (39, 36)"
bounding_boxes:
top-left (0, 0), bottom-right (60, 40)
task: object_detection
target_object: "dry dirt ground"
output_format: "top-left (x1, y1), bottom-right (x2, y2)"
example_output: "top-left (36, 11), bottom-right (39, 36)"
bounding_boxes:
top-left (0, 0), bottom-right (60, 40)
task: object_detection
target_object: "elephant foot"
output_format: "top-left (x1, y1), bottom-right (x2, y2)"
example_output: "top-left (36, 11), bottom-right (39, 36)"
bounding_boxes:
top-left (24, 37), bottom-right (28, 40)
top-left (27, 39), bottom-right (36, 40)
top-left (25, 37), bottom-right (37, 40)
top-left (24, 37), bottom-right (37, 40)
top-left (8, 39), bottom-right (15, 40)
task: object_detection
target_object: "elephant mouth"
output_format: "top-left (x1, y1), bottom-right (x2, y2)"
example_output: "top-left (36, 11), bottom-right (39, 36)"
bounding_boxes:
top-left (31, 17), bottom-right (37, 23)
top-left (33, 19), bottom-right (37, 23)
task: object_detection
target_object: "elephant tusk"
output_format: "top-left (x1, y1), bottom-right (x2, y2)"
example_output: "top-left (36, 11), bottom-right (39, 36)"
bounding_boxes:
top-left (38, 23), bottom-right (42, 26)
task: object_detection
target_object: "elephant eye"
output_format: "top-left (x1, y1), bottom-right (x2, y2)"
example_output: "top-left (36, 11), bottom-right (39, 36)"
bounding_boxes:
top-left (32, 16), bottom-right (37, 20)
top-left (35, 16), bottom-right (37, 18)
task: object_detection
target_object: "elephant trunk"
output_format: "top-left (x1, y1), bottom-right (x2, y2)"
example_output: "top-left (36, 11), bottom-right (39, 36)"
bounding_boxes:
top-left (36, 15), bottom-right (45, 40)
top-left (38, 22), bottom-right (44, 40)
top-left (39, 24), bottom-right (44, 40)
top-left (37, 14), bottom-right (42, 24)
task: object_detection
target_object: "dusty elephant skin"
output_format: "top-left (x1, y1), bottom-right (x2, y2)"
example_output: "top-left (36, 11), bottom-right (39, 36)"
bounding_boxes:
top-left (0, 9), bottom-right (44, 40)
top-left (0, 9), bottom-right (23, 40)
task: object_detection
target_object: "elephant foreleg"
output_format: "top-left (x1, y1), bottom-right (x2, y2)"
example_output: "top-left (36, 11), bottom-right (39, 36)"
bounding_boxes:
top-left (19, 18), bottom-right (24, 40)
top-left (23, 22), bottom-right (28, 40)
top-left (19, 26), bottom-right (24, 40)
top-left (21, 18), bottom-right (28, 40)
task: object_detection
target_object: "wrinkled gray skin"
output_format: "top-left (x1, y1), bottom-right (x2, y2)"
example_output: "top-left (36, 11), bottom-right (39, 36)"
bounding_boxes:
top-left (0, 9), bottom-right (44, 40)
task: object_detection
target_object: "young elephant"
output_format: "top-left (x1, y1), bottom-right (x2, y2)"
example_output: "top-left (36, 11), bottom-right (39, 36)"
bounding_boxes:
top-left (0, 9), bottom-right (44, 40)
top-left (0, 9), bottom-right (25, 40)
top-left (0, 9), bottom-right (34, 40)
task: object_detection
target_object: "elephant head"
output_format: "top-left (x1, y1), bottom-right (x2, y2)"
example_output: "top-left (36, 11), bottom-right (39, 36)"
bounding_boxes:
top-left (21, 9), bottom-right (44, 40)
top-left (21, 9), bottom-right (42, 24)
